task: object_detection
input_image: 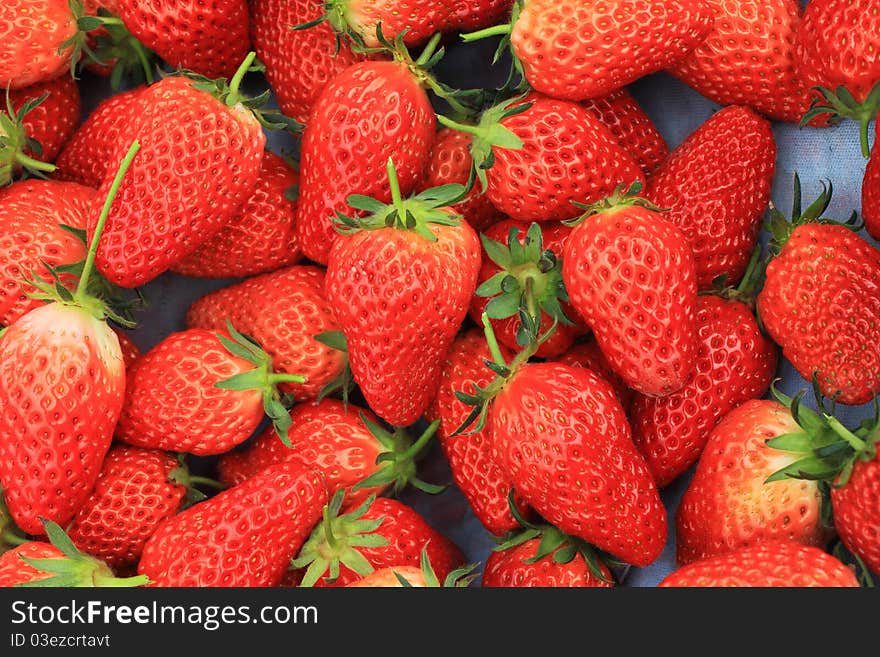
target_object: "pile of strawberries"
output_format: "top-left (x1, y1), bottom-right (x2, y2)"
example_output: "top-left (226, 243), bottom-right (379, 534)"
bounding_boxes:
top-left (0, 0), bottom-right (879, 589)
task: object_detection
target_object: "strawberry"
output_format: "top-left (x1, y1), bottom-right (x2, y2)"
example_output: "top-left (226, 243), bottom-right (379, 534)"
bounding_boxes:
top-left (6, 74), bottom-right (80, 164)
top-left (292, 493), bottom-right (465, 587)
top-left (562, 186), bottom-right (698, 397)
top-left (439, 94), bottom-right (645, 223)
top-left (758, 178), bottom-right (880, 405)
top-left (646, 106), bottom-right (776, 289)
top-left (54, 86), bottom-right (145, 188)
top-left (0, 179), bottom-right (94, 326)
top-left (308, 1), bottom-right (453, 48)
top-left (80, 4), bottom-right (156, 88)
top-left (668, 0), bottom-right (823, 125)
top-left (448, 0), bottom-right (514, 33)
top-left (0, 0), bottom-right (76, 88)
top-left (111, 326), bottom-right (140, 369)
top-left (425, 329), bottom-right (528, 536)
top-left (346, 548), bottom-right (478, 587)
top-left (172, 152), bottom-right (301, 278)
top-left (138, 460), bottom-right (327, 587)
top-left (186, 265), bottom-right (345, 401)
top-left (582, 89), bottom-right (669, 177)
top-left (676, 398), bottom-right (830, 565)
top-left (115, 326), bottom-right (304, 456)
top-left (660, 541), bottom-right (859, 587)
top-left (325, 163), bottom-right (480, 426)
top-left (556, 338), bottom-right (634, 410)
top-left (831, 451), bottom-right (880, 576)
top-left (465, 0), bottom-right (713, 100)
top-left (115, 0), bottom-right (250, 80)
top-left (863, 123), bottom-right (880, 240)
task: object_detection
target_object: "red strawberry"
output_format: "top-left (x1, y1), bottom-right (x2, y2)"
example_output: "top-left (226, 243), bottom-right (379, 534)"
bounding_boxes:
top-left (296, 58), bottom-right (436, 265)
top-left (582, 88), bottom-right (669, 177)
top-left (347, 550), bottom-right (478, 587)
top-left (676, 398), bottom-right (830, 565)
top-left (630, 294), bottom-right (778, 488)
top-left (139, 460), bottom-right (327, 587)
top-left (562, 187), bottom-right (698, 397)
top-left (556, 338), bottom-right (634, 410)
top-left (0, 179), bottom-right (94, 326)
top-left (292, 494), bottom-right (464, 587)
top-left (646, 106), bottom-right (776, 289)
top-left (172, 152), bottom-right (301, 278)
top-left (115, 0), bottom-right (250, 80)
top-left (831, 451), bottom-right (880, 576)
top-left (863, 123), bottom-right (880, 240)
top-left (55, 86), bottom-right (145, 188)
top-left (0, 0), bottom-right (77, 88)
top-left (111, 326), bottom-right (140, 369)
top-left (426, 329), bottom-right (528, 536)
top-left (314, 0), bottom-right (453, 48)
top-left (758, 179), bottom-right (880, 405)
top-left (668, 0), bottom-right (823, 125)
top-left (660, 541), bottom-right (859, 587)
top-left (7, 74), bottom-right (80, 163)
top-left (325, 164), bottom-right (481, 426)
top-left (448, 0), bottom-right (513, 33)
top-left (186, 265), bottom-right (345, 401)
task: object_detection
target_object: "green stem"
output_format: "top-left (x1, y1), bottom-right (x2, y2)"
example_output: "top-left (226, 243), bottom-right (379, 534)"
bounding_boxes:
top-left (1, 530), bottom-right (27, 547)
top-left (860, 115), bottom-right (871, 159)
top-left (414, 32), bottom-right (443, 68)
top-left (132, 38), bottom-right (154, 85)
top-left (461, 24), bottom-right (511, 42)
top-left (267, 373), bottom-right (307, 385)
top-left (735, 245), bottom-right (764, 299)
top-left (95, 17), bottom-right (124, 27)
top-left (523, 276), bottom-right (538, 320)
top-left (187, 476), bottom-right (226, 491)
top-left (825, 415), bottom-right (869, 453)
top-left (481, 313), bottom-right (507, 367)
top-left (436, 114), bottom-right (481, 138)
top-left (74, 139), bottom-right (140, 301)
top-left (422, 77), bottom-right (471, 119)
top-left (227, 51), bottom-right (257, 105)
top-left (386, 157), bottom-right (403, 209)
top-left (398, 420), bottom-right (439, 462)
top-left (15, 152), bottom-right (56, 173)
top-left (92, 572), bottom-right (150, 588)
top-left (322, 506), bottom-right (339, 552)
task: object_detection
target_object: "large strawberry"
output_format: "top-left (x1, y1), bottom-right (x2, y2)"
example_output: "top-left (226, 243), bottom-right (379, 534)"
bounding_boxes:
top-left (863, 122), bottom-right (880, 240)
top-left (562, 186), bottom-right (698, 397)
top-left (6, 74), bottom-right (80, 165)
top-left (186, 265), bottom-right (345, 401)
top-left (646, 105), bottom-right (777, 289)
top-left (758, 178), bottom-right (880, 405)
top-left (139, 460), bottom-right (327, 587)
top-left (660, 541), bottom-right (859, 587)
top-left (325, 162), bottom-right (480, 426)
top-left (0, 0), bottom-right (76, 88)
top-left (831, 451), bottom-right (880, 576)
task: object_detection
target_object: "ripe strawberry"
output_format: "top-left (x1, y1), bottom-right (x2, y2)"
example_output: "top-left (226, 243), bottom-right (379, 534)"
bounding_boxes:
top-left (347, 548), bottom-right (478, 587)
top-left (0, 0), bottom-right (77, 88)
top-left (562, 186), bottom-right (698, 397)
top-left (668, 0), bottom-right (823, 125)
top-left (311, 1), bottom-right (453, 48)
top-left (448, 0), bottom-right (514, 33)
top-left (186, 265), bottom-right (345, 401)
top-left (80, 3), bottom-right (156, 88)
top-left (115, 327), bottom-right (304, 456)
top-left (556, 338), bottom-right (634, 410)
top-left (646, 106), bottom-right (776, 289)
top-left (630, 293), bottom-right (778, 488)
top-left (676, 398), bottom-right (830, 565)
top-left (582, 88), bottom-right (669, 177)
top-left (660, 541), bottom-right (859, 587)
top-left (439, 94), bottom-right (645, 223)
top-left (757, 178), bottom-right (880, 405)
top-left (54, 86), bottom-right (145, 188)
top-left (6, 74), bottom-right (80, 164)
top-left (139, 460), bottom-right (327, 587)
top-left (863, 123), bottom-right (880, 240)
top-left (115, 0), bottom-right (249, 80)
top-left (0, 179), bottom-right (94, 326)
top-left (326, 164), bottom-right (480, 426)
top-left (111, 326), bottom-right (140, 369)
top-left (172, 152), bottom-right (301, 278)
top-left (292, 494), bottom-right (465, 587)
top-left (831, 452), bottom-right (880, 576)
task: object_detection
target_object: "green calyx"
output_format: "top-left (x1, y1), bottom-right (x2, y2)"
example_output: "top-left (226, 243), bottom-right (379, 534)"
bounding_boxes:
top-left (478, 222), bottom-right (574, 348)
top-left (291, 491), bottom-right (390, 587)
top-left (84, 8), bottom-right (156, 90)
top-left (16, 518), bottom-right (149, 588)
top-left (565, 181), bottom-right (664, 228)
top-left (0, 492), bottom-right (27, 554)
top-left (0, 90), bottom-right (57, 186)
top-left (800, 82), bottom-right (880, 158)
top-left (701, 243), bottom-right (766, 307)
top-left (167, 454), bottom-right (227, 509)
top-left (334, 158), bottom-right (465, 243)
top-left (394, 546), bottom-right (479, 588)
top-left (213, 320), bottom-right (305, 447)
top-left (314, 331), bottom-right (356, 408)
top-left (460, 0), bottom-right (526, 95)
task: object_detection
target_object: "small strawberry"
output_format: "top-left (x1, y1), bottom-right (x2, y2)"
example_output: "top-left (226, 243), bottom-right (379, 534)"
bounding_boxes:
top-left (556, 338), bottom-right (634, 410)
top-left (0, 0), bottom-right (76, 88)
top-left (660, 541), bottom-right (859, 587)
top-left (138, 460), bottom-right (327, 587)
top-left (862, 123), bottom-right (880, 240)
top-left (5, 74), bottom-right (80, 166)
top-left (346, 547), bottom-right (479, 588)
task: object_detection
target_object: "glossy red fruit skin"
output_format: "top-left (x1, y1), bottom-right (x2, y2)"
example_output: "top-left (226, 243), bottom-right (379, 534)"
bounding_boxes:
top-left (88, 77), bottom-right (265, 288)
top-left (9, 74), bottom-right (80, 162)
top-left (296, 61), bottom-right (435, 265)
top-left (676, 400), bottom-right (828, 565)
top-left (326, 221), bottom-right (481, 426)
top-left (0, 179), bottom-right (94, 326)
top-left (630, 296), bottom-right (778, 488)
top-left (447, 0), bottom-right (513, 32)
top-left (0, 542), bottom-right (63, 586)
top-left (492, 362), bottom-right (667, 567)
top-left (55, 86), bottom-right (145, 188)
top-left (582, 89), bottom-right (669, 177)
top-left (831, 453), bottom-right (880, 575)
top-left (67, 446), bottom-right (185, 569)
top-left (345, 0), bottom-right (452, 47)
top-left (172, 152), bottom-right (301, 278)
top-left (0, 0), bottom-right (76, 89)
top-left (562, 205), bottom-right (698, 397)
top-left (139, 461), bottom-right (327, 587)
top-left (757, 224), bottom-right (880, 405)
top-left (660, 541), bottom-right (859, 587)
top-left (111, 327), bottom-right (140, 369)
top-left (510, 0), bottom-right (714, 101)
top-left (669, 0), bottom-right (823, 124)
top-left (646, 106), bottom-right (776, 289)
top-left (116, 0), bottom-right (250, 80)
top-left (482, 538), bottom-right (614, 588)
top-left (218, 399), bottom-right (384, 508)
top-left (425, 329), bottom-right (528, 536)
top-left (186, 266), bottom-right (344, 401)
top-left (556, 339), bottom-right (634, 411)
top-left (115, 329), bottom-right (265, 456)
top-left (863, 123), bottom-right (880, 240)
top-left (0, 303), bottom-right (124, 535)
top-left (485, 95), bottom-right (645, 223)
